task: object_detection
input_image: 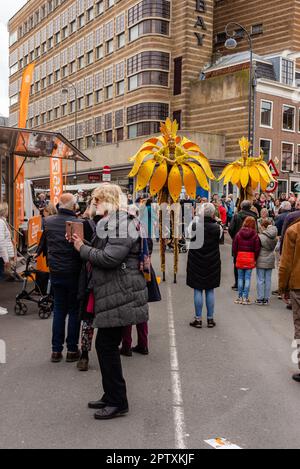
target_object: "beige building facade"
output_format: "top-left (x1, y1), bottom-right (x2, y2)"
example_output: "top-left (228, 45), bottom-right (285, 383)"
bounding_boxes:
top-left (8, 0), bottom-right (225, 191)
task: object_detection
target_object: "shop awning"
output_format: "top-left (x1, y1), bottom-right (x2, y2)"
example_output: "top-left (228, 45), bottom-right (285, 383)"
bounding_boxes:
top-left (0, 126), bottom-right (91, 162)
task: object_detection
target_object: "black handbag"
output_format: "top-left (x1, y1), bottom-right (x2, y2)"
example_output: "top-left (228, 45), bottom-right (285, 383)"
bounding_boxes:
top-left (147, 265), bottom-right (162, 303)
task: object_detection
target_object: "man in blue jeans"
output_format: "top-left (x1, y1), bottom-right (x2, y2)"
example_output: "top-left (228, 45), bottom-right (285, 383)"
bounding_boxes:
top-left (37, 193), bottom-right (82, 363)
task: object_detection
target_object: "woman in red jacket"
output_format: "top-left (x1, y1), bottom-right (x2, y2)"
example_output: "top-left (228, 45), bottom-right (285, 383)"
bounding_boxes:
top-left (233, 217), bottom-right (261, 305)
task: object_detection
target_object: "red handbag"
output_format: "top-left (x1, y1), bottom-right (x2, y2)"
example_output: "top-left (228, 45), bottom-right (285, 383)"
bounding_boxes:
top-left (236, 251), bottom-right (256, 270)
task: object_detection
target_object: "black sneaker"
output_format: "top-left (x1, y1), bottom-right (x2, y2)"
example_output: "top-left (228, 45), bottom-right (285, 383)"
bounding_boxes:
top-left (263, 299), bottom-right (270, 306)
top-left (207, 319), bottom-right (216, 328)
top-left (132, 345), bottom-right (149, 355)
top-left (120, 348), bottom-right (133, 357)
top-left (190, 319), bottom-right (202, 329)
top-left (255, 300), bottom-right (264, 306)
top-left (232, 285), bottom-right (238, 291)
top-left (292, 374), bottom-right (300, 383)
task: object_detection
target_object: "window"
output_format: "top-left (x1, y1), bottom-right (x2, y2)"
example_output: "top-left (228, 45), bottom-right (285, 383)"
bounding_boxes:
top-left (41, 78), bottom-right (46, 89)
top-left (260, 100), bottom-right (273, 127)
top-left (87, 93), bottom-right (93, 107)
top-left (62, 26), bottom-right (68, 40)
top-left (127, 102), bottom-right (169, 123)
top-left (55, 32), bottom-right (61, 44)
top-left (128, 122), bottom-right (161, 139)
top-left (70, 61), bottom-right (76, 74)
top-left (260, 139), bottom-right (272, 163)
top-left (129, 20), bottom-right (169, 42)
top-left (281, 143), bottom-right (294, 172)
top-left (48, 37), bottom-right (54, 49)
top-left (283, 105), bottom-right (295, 131)
top-left (54, 107), bottom-right (60, 119)
top-left (55, 70), bottom-right (61, 81)
top-left (174, 57), bottom-right (182, 96)
top-left (62, 65), bottom-right (68, 78)
top-left (10, 64), bottom-right (18, 76)
top-left (282, 59), bottom-right (294, 86)
top-left (96, 46), bottom-right (104, 60)
top-left (87, 51), bottom-right (94, 65)
top-left (9, 31), bottom-right (18, 46)
top-left (35, 47), bottom-right (41, 59)
top-left (61, 104), bottom-right (67, 116)
top-left (117, 80), bottom-right (125, 96)
top-left (70, 101), bottom-right (76, 113)
top-left (106, 39), bottom-right (114, 55)
top-left (96, 0), bottom-right (104, 15)
top-left (278, 180), bottom-right (288, 196)
top-left (128, 0), bottom-right (171, 26)
top-left (106, 131), bottom-right (113, 144)
top-left (78, 14), bottom-right (85, 29)
top-left (86, 136), bottom-right (94, 148)
top-left (296, 146), bottom-right (300, 173)
top-left (118, 33), bottom-right (125, 49)
top-left (127, 51), bottom-right (170, 75)
top-left (251, 24), bottom-right (263, 35)
top-left (70, 20), bottom-right (76, 34)
top-left (78, 97), bottom-right (84, 111)
top-left (9, 94), bottom-right (18, 106)
top-left (41, 113), bottom-right (46, 124)
top-left (78, 56), bottom-right (85, 69)
top-left (107, 0), bottom-right (114, 8)
top-left (105, 85), bottom-right (113, 100)
top-left (42, 42), bottom-right (47, 54)
top-left (128, 71), bottom-right (168, 90)
top-left (95, 133), bottom-right (102, 145)
top-left (87, 7), bottom-right (94, 22)
top-left (48, 110), bottom-right (53, 121)
top-left (48, 73), bottom-right (54, 85)
top-left (36, 82), bottom-right (41, 93)
top-left (117, 128), bottom-right (124, 142)
top-left (96, 90), bottom-right (103, 103)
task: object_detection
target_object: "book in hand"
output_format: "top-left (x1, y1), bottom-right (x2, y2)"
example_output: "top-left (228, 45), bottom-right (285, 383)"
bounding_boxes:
top-left (66, 221), bottom-right (84, 241)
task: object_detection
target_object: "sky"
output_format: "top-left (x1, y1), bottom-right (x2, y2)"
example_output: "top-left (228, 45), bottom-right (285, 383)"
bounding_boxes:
top-left (0, 0), bottom-right (27, 117)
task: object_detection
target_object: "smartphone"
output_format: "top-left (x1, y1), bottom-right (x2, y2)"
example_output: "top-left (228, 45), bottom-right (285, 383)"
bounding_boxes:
top-left (66, 221), bottom-right (84, 241)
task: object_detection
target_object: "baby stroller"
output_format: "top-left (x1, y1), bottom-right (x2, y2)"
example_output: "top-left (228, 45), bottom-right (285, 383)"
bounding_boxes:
top-left (15, 255), bottom-right (53, 320)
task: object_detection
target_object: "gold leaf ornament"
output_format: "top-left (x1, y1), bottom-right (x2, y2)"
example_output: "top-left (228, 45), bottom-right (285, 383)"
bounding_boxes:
top-left (168, 164), bottom-right (182, 202)
top-left (150, 160), bottom-right (168, 196)
top-left (181, 164), bottom-right (197, 199)
top-left (136, 159), bottom-right (157, 191)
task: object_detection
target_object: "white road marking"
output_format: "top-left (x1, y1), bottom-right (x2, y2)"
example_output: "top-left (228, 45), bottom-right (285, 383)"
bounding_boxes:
top-left (167, 286), bottom-right (187, 449)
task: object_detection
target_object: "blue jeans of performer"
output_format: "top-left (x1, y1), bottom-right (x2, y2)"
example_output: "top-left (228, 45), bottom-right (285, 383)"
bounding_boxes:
top-left (256, 268), bottom-right (273, 301)
top-left (51, 273), bottom-right (80, 353)
top-left (238, 269), bottom-right (253, 299)
top-left (194, 289), bottom-right (215, 320)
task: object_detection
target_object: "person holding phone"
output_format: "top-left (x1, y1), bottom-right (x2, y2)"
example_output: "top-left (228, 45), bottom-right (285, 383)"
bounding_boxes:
top-left (72, 184), bottom-right (149, 420)
top-left (37, 193), bottom-right (82, 363)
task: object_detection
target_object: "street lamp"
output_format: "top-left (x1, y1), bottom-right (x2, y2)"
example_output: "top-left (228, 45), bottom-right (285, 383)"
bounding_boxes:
top-left (61, 80), bottom-right (78, 183)
top-left (225, 22), bottom-right (255, 155)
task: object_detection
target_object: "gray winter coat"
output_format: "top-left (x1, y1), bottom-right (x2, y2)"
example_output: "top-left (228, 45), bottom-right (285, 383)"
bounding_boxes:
top-left (80, 211), bottom-right (149, 329)
top-left (256, 225), bottom-right (278, 270)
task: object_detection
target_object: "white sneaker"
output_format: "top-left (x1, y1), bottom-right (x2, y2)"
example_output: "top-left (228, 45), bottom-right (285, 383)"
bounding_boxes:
top-left (0, 307), bottom-right (8, 316)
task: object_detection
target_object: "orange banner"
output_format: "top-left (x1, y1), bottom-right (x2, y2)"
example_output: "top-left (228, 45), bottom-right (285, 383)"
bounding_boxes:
top-left (27, 215), bottom-right (42, 248)
top-left (14, 63), bottom-right (35, 232)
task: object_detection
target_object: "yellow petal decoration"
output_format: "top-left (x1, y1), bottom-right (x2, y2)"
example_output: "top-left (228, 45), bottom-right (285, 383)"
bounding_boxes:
top-left (241, 167), bottom-right (249, 188)
top-left (231, 166), bottom-right (242, 185)
top-left (128, 151), bottom-right (152, 177)
top-left (257, 165), bottom-right (270, 184)
top-left (168, 165), bottom-right (182, 202)
top-left (181, 164), bottom-right (197, 199)
top-left (190, 155), bottom-right (216, 180)
top-left (136, 159), bottom-right (157, 191)
top-left (150, 160), bottom-right (168, 196)
top-left (224, 166), bottom-right (235, 185)
top-left (187, 162), bottom-right (210, 191)
top-left (249, 166), bottom-right (260, 184)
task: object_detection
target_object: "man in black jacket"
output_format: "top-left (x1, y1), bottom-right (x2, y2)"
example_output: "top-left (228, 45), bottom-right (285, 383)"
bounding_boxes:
top-left (38, 193), bottom-right (82, 363)
top-left (229, 200), bottom-right (258, 290)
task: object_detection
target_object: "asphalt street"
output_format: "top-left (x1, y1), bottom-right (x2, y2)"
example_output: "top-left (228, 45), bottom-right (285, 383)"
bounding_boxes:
top-left (0, 241), bottom-right (299, 449)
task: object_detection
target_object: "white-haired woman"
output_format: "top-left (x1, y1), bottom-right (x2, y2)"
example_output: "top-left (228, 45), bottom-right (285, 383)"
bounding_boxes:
top-left (187, 203), bottom-right (222, 329)
top-left (72, 184), bottom-right (149, 420)
top-left (0, 203), bottom-right (14, 281)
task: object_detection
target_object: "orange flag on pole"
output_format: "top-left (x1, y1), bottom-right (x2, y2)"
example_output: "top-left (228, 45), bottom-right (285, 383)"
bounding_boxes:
top-left (14, 63), bottom-right (35, 232)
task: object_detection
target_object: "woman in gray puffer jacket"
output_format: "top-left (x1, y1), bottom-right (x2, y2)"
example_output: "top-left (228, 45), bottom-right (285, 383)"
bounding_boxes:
top-left (256, 220), bottom-right (278, 305)
top-left (72, 184), bottom-right (149, 420)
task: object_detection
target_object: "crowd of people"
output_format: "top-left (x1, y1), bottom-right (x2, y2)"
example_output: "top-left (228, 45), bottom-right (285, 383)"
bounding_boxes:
top-left (1, 183), bottom-right (300, 416)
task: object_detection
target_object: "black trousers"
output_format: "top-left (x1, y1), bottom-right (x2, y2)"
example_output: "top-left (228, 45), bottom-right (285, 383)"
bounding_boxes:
top-left (95, 327), bottom-right (128, 409)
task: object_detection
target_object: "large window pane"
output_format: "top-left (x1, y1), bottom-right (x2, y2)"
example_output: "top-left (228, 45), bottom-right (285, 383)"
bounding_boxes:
top-left (282, 143), bottom-right (293, 172)
top-left (283, 105), bottom-right (295, 131)
top-left (260, 101), bottom-right (272, 127)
